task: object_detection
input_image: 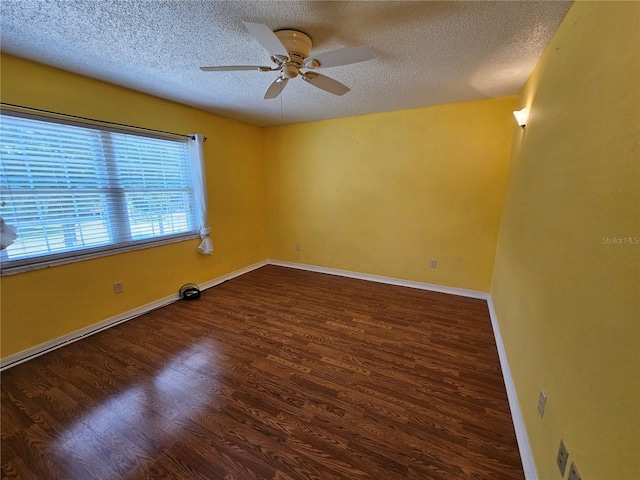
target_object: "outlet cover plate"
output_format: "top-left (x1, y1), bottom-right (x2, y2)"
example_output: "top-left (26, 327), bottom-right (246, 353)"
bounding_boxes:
top-left (567, 462), bottom-right (582, 480)
top-left (567, 462), bottom-right (581, 480)
top-left (557, 440), bottom-right (569, 476)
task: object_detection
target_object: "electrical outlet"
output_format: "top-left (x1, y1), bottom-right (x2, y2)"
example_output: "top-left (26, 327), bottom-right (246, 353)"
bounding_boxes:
top-left (567, 462), bottom-right (581, 480)
top-left (296, 243), bottom-right (301, 252)
top-left (538, 389), bottom-right (547, 417)
top-left (113, 282), bottom-right (123, 294)
top-left (557, 440), bottom-right (569, 476)
top-left (429, 259), bottom-right (437, 268)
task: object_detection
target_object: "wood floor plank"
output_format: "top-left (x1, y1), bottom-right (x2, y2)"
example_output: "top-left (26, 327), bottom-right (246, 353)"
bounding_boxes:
top-left (1, 265), bottom-right (524, 479)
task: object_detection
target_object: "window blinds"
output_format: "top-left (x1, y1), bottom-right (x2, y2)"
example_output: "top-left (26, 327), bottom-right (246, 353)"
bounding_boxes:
top-left (0, 112), bottom-right (199, 272)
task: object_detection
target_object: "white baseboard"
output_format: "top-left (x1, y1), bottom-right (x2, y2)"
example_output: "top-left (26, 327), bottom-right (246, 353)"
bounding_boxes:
top-left (200, 260), bottom-right (267, 290)
top-left (487, 297), bottom-right (538, 480)
top-left (0, 260), bottom-right (267, 371)
top-left (267, 259), bottom-right (489, 299)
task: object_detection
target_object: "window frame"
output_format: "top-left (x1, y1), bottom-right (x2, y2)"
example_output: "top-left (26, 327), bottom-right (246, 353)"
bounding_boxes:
top-left (0, 110), bottom-right (200, 276)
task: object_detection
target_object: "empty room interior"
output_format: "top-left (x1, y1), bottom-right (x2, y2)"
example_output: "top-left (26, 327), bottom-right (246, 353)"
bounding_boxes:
top-left (0, 1), bottom-right (638, 479)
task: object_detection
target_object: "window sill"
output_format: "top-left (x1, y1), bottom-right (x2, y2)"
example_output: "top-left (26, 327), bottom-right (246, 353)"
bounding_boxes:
top-left (0, 232), bottom-right (200, 276)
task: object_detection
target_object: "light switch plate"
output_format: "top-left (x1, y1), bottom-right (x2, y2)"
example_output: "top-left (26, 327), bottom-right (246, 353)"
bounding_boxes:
top-left (538, 390), bottom-right (547, 417)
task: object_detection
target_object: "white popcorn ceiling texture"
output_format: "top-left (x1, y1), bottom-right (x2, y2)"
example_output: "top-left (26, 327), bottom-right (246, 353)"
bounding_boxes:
top-left (0, 1), bottom-right (572, 127)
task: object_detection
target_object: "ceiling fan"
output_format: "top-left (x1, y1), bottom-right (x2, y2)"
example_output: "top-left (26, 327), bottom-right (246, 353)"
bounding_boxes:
top-left (200, 22), bottom-right (375, 99)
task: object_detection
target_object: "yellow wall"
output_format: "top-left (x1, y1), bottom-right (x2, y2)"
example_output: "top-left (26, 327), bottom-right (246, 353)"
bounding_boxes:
top-left (264, 97), bottom-right (516, 292)
top-left (4, 5), bottom-right (638, 476)
top-left (0, 54), bottom-right (267, 357)
top-left (491, 2), bottom-right (639, 479)
top-left (1, 57), bottom-right (516, 357)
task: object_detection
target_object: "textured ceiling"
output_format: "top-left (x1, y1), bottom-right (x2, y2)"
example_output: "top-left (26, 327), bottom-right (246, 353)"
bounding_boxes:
top-left (0, 1), bottom-right (572, 127)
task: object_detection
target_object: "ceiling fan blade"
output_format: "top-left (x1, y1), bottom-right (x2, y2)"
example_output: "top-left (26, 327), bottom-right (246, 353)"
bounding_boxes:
top-left (302, 72), bottom-right (350, 96)
top-left (264, 77), bottom-right (288, 99)
top-left (243, 22), bottom-right (289, 58)
top-left (305, 46), bottom-right (374, 69)
top-left (200, 65), bottom-right (273, 72)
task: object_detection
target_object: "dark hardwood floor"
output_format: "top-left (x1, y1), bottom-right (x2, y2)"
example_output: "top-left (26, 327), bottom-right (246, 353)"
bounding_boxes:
top-left (1, 265), bottom-right (524, 479)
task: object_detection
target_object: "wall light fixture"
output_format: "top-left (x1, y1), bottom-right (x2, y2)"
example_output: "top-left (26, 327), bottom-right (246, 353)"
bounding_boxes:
top-left (513, 107), bottom-right (530, 128)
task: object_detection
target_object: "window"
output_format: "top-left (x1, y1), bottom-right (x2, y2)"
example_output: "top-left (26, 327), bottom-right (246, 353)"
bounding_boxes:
top-left (0, 111), bottom-right (205, 274)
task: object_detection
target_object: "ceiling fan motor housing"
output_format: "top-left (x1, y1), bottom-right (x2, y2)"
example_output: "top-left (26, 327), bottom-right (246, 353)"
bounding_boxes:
top-left (275, 29), bottom-right (312, 65)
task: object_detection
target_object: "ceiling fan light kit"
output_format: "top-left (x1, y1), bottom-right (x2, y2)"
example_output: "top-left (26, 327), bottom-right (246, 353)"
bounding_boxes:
top-left (200, 21), bottom-right (374, 100)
